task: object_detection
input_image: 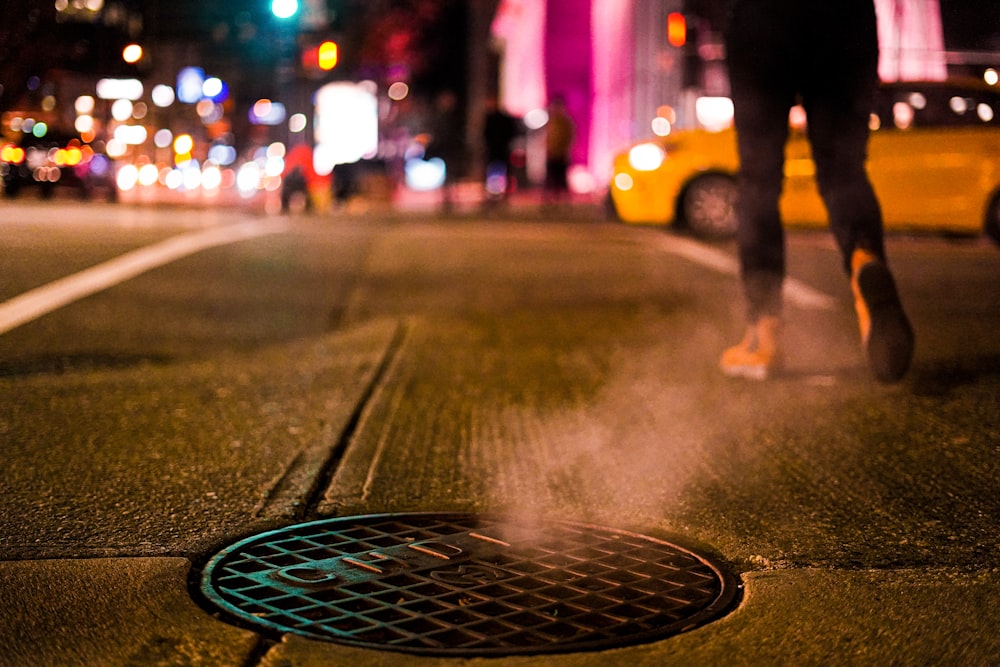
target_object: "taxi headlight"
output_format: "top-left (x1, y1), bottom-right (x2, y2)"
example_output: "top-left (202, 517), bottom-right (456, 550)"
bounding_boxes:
top-left (628, 142), bottom-right (665, 171)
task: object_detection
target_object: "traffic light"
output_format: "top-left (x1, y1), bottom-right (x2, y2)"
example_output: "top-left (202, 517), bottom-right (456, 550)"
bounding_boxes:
top-left (317, 41), bottom-right (338, 70)
top-left (301, 40), bottom-right (339, 72)
top-left (667, 12), bottom-right (686, 48)
top-left (271, 0), bottom-right (299, 19)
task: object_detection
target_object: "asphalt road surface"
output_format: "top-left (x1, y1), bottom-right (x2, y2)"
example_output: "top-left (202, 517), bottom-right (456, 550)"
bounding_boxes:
top-left (2, 200), bottom-right (999, 665)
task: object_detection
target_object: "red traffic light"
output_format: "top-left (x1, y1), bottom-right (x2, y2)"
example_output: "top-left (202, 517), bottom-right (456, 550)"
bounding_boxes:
top-left (667, 12), bottom-right (686, 47)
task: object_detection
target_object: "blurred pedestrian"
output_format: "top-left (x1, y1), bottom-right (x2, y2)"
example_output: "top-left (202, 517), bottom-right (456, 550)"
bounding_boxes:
top-left (720, 0), bottom-right (914, 383)
top-left (426, 90), bottom-right (466, 213)
top-left (281, 143), bottom-right (316, 213)
top-left (482, 96), bottom-right (519, 203)
top-left (543, 96), bottom-right (574, 202)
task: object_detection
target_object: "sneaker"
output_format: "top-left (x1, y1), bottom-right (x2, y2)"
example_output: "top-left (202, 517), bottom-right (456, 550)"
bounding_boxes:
top-left (851, 249), bottom-right (914, 383)
top-left (719, 316), bottom-right (782, 380)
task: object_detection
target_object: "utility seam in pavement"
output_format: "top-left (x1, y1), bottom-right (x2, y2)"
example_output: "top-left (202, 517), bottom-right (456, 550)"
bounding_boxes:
top-left (296, 320), bottom-right (409, 521)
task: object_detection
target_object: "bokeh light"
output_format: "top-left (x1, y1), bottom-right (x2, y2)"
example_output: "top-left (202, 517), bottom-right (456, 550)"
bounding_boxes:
top-left (173, 134), bottom-right (194, 155)
top-left (111, 99), bottom-right (133, 121)
top-left (271, 0), bottom-right (298, 19)
top-left (288, 113), bottom-right (307, 133)
top-left (151, 84), bottom-right (175, 107)
top-left (122, 44), bottom-right (143, 63)
top-left (387, 82), bottom-right (409, 101)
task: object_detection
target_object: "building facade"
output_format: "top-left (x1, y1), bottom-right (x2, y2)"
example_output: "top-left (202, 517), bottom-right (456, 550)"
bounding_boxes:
top-left (491, 0), bottom-right (948, 190)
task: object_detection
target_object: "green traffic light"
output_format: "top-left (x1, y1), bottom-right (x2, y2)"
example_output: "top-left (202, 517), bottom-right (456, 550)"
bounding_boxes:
top-left (271, 0), bottom-right (299, 19)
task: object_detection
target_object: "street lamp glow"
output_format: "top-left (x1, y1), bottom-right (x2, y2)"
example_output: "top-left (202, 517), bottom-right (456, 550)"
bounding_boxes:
top-left (122, 43), bottom-right (143, 63)
top-left (271, 0), bottom-right (298, 19)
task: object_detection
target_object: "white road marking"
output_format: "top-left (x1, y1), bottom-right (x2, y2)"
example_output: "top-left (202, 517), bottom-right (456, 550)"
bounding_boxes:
top-left (655, 234), bottom-right (838, 311)
top-left (0, 219), bottom-right (287, 335)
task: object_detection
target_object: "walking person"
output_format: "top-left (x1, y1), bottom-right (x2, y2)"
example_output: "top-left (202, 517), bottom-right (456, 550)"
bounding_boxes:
top-left (543, 96), bottom-right (574, 203)
top-left (482, 96), bottom-right (519, 204)
top-left (720, 0), bottom-right (914, 383)
top-left (426, 90), bottom-right (466, 213)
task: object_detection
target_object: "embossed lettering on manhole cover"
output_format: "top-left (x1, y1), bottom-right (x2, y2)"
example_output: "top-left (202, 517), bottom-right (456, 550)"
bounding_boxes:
top-left (199, 513), bottom-right (739, 656)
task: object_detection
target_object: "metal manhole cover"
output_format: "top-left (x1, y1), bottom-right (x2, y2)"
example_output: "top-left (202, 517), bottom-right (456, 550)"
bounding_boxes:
top-left (199, 513), bottom-right (738, 656)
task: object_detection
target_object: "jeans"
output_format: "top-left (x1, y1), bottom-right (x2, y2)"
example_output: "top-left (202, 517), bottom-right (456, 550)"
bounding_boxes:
top-left (726, 0), bottom-right (885, 321)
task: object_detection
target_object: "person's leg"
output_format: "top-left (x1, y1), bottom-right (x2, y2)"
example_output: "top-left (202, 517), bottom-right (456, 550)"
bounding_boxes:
top-left (720, 2), bottom-right (795, 378)
top-left (799, 0), bottom-right (883, 270)
top-left (800, 0), bottom-right (913, 381)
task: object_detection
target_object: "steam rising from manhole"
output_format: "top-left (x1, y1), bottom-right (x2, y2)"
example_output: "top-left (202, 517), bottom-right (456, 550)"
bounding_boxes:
top-left (198, 513), bottom-right (739, 656)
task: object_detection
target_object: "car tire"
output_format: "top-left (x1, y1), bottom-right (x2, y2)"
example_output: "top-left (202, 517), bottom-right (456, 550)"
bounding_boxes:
top-left (679, 173), bottom-right (738, 239)
top-left (986, 192), bottom-right (1000, 246)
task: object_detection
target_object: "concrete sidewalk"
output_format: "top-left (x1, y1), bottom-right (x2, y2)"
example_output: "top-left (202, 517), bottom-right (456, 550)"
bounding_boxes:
top-left (4, 557), bottom-right (997, 666)
top-left (3, 241), bottom-right (999, 664)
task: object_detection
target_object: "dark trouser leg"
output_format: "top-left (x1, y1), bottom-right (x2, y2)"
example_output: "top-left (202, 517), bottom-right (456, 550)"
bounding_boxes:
top-left (727, 9), bottom-right (795, 323)
top-left (799, 0), bottom-right (883, 272)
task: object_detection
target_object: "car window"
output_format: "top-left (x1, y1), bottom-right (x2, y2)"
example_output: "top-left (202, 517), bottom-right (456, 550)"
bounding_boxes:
top-left (873, 84), bottom-right (999, 130)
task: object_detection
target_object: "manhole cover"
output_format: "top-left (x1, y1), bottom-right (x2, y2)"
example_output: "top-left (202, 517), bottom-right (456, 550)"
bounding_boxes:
top-left (199, 513), bottom-right (738, 656)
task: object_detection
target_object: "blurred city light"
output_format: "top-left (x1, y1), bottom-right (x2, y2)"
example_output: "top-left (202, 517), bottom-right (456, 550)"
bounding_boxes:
top-left (182, 164), bottom-right (202, 190)
top-left (151, 85), bottom-right (176, 107)
top-left (266, 142), bottom-right (286, 159)
top-left (117, 164), bottom-right (138, 191)
top-left (788, 105), bottom-right (807, 131)
top-left (122, 44), bottom-right (143, 64)
top-left (695, 97), bottom-right (734, 132)
top-left (154, 129), bottom-right (174, 148)
top-left (387, 82), bottom-right (409, 101)
top-left (114, 124), bottom-right (147, 145)
top-left (1, 145), bottom-right (25, 164)
top-left (96, 78), bottom-right (143, 100)
top-left (986, 68), bottom-right (999, 86)
top-left (106, 139), bottom-right (127, 158)
top-left (111, 99), bottom-right (133, 121)
top-left (288, 113), bottom-right (308, 133)
top-left (893, 102), bottom-right (915, 129)
top-left (317, 41), bottom-right (339, 71)
top-left (196, 100), bottom-right (223, 123)
top-left (202, 164), bottom-right (223, 190)
top-left (202, 77), bottom-right (229, 103)
top-left (138, 164), bottom-right (159, 186)
top-left (208, 144), bottom-right (237, 165)
top-left (313, 82), bottom-right (378, 175)
top-left (177, 67), bottom-right (206, 104)
top-left (75, 95), bottom-right (95, 115)
top-left (628, 143), bottom-right (665, 171)
top-left (667, 12), bottom-right (686, 48)
top-left (568, 165), bottom-right (596, 193)
top-left (271, 0), bottom-right (299, 19)
top-left (523, 108), bottom-right (549, 130)
top-left (614, 172), bottom-right (634, 192)
top-left (173, 134), bottom-right (194, 155)
top-left (405, 157), bottom-right (446, 191)
top-left (237, 161), bottom-right (261, 195)
top-left (249, 99), bottom-right (286, 125)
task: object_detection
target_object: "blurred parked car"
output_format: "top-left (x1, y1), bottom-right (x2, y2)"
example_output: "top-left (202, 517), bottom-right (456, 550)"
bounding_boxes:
top-left (609, 79), bottom-right (1000, 244)
top-left (1, 132), bottom-right (116, 201)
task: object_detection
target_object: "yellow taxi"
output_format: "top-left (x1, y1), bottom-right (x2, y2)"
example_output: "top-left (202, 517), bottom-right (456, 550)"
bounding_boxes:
top-left (609, 80), bottom-right (1000, 244)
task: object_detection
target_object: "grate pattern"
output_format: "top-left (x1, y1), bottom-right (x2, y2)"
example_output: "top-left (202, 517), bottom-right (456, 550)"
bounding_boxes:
top-left (200, 513), bottom-right (737, 656)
